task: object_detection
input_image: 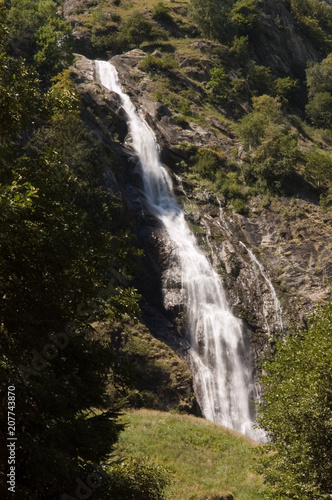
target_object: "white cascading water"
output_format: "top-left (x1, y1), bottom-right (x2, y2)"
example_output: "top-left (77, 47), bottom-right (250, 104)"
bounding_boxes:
top-left (95, 60), bottom-right (266, 441)
top-left (239, 241), bottom-right (284, 335)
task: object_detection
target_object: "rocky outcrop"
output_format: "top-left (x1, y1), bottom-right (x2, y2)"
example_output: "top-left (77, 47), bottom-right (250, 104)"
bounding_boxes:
top-left (71, 52), bottom-right (332, 367)
top-left (253, 0), bottom-right (322, 75)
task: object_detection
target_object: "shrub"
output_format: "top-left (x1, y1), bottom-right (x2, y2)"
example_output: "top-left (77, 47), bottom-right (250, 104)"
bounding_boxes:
top-left (95, 13), bottom-right (169, 55)
top-left (34, 16), bottom-right (74, 80)
top-left (215, 171), bottom-right (246, 199)
top-left (103, 458), bottom-right (170, 500)
top-left (306, 54), bottom-right (332, 98)
top-left (274, 76), bottom-right (299, 104)
top-left (229, 36), bottom-right (250, 66)
top-left (305, 147), bottom-right (332, 188)
top-left (193, 148), bottom-right (223, 181)
top-left (247, 62), bottom-right (274, 96)
top-left (172, 114), bottom-right (190, 128)
top-left (138, 53), bottom-right (177, 72)
top-left (306, 91), bottom-right (332, 128)
top-left (231, 197), bottom-right (249, 214)
top-left (207, 66), bottom-right (231, 101)
top-left (152, 2), bottom-right (172, 22)
top-left (231, 0), bottom-right (261, 38)
top-left (189, 0), bottom-right (236, 43)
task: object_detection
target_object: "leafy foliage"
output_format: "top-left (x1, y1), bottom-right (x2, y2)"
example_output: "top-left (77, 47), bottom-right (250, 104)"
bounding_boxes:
top-left (34, 16), bottom-right (74, 80)
top-left (257, 303), bottom-right (332, 499)
top-left (138, 52), bottom-right (178, 73)
top-left (237, 95), bottom-right (299, 194)
top-left (207, 66), bottom-right (231, 101)
top-left (306, 55), bottom-right (332, 127)
top-left (289, 0), bottom-right (332, 52)
top-left (102, 458), bottom-right (170, 500)
top-left (0, 6), bottom-right (153, 498)
top-left (306, 91), bottom-right (332, 128)
top-left (230, 0), bottom-right (260, 38)
top-left (0, 54), bottom-right (41, 139)
top-left (152, 2), bottom-right (172, 23)
top-left (189, 0), bottom-right (236, 43)
top-left (92, 12), bottom-right (168, 56)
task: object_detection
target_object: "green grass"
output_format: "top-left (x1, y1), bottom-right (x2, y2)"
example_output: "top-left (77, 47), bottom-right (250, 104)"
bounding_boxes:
top-left (113, 409), bottom-right (271, 499)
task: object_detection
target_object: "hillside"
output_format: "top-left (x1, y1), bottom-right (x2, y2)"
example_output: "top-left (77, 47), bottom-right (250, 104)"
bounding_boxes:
top-left (113, 409), bottom-right (270, 500)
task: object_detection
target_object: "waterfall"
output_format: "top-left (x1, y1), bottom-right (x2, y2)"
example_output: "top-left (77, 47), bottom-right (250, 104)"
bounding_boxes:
top-left (95, 60), bottom-right (266, 441)
top-left (239, 241), bottom-right (284, 334)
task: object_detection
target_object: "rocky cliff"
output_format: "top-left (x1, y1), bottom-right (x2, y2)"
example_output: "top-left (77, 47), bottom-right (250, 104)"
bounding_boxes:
top-left (71, 51), bottom-right (332, 371)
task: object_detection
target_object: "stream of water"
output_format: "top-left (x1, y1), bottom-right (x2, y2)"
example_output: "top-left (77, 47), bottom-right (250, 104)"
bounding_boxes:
top-left (95, 60), bottom-right (267, 441)
top-left (240, 241), bottom-right (284, 335)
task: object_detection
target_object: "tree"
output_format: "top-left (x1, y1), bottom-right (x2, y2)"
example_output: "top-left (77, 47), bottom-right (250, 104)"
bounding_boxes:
top-left (207, 66), bottom-right (231, 101)
top-left (257, 303), bottom-right (332, 499)
top-left (189, 0), bottom-right (236, 43)
top-left (306, 91), bottom-right (332, 128)
top-left (305, 55), bottom-right (332, 127)
top-left (0, 54), bottom-right (41, 140)
top-left (34, 16), bottom-right (74, 80)
top-left (237, 96), bottom-right (298, 194)
top-left (305, 147), bottom-right (332, 188)
top-left (0, 65), bottom-right (141, 498)
top-left (306, 54), bottom-right (332, 98)
top-left (230, 0), bottom-right (260, 38)
top-left (6, 0), bottom-right (57, 59)
top-left (247, 62), bottom-right (274, 97)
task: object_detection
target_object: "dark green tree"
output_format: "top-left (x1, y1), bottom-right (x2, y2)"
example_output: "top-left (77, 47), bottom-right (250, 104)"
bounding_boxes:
top-left (34, 16), bottom-right (74, 80)
top-left (6, 0), bottom-right (57, 59)
top-left (306, 92), bottom-right (332, 128)
top-left (189, 0), bottom-right (236, 43)
top-left (237, 96), bottom-right (298, 194)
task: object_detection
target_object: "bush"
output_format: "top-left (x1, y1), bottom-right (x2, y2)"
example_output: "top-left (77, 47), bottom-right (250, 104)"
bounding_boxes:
top-left (172, 114), bottom-right (190, 128)
top-left (306, 91), bottom-right (332, 128)
top-left (274, 76), bottom-right (299, 105)
top-left (138, 53), bottom-right (177, 72)
top-left (247, 62), bottom-right (274, 96)
top-left (237, 97), bottom-right (299, 195)
top-left (189, 0), bottom-right (236, 43)
top-left (231, 0), bottom-right (261, 38)
top-left (103, 458), bottom-right (170, 500)
top-left (306, 54), bottom-right (332, 98)
top-left (34, 16), bottom-right (74, 80)
top-left (290, 0), bottom-right (332, 52)
top-left (215, 171), bottom-right (247, 200)
top-left (231, 197), bottom-right (249, 214)
top-left (207, 66), bottom-right (231, 101)
top-left (305, 147), bottom-right (332, 188)
top-left (95, 13), bottom-right (169, 55)
top-left (152, 2), bottom-right (172, 22)
top-left (229, 36), bottom-right (250, 66)
top-left (193, 148), bottom-right (223, 181)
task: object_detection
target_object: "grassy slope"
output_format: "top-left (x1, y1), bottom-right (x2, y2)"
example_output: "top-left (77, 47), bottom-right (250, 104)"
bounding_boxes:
top-left (113, 409), bottom-right (271, 500)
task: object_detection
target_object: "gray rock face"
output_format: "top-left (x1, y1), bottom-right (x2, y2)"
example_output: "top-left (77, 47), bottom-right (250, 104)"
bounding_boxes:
top-left (254, 0), bottom-right (322, 75)
top-left (71, 52), bottom-right (331, 369)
